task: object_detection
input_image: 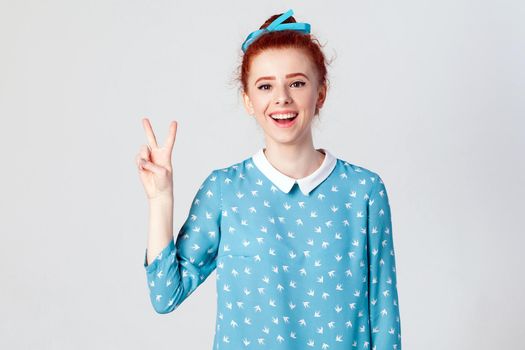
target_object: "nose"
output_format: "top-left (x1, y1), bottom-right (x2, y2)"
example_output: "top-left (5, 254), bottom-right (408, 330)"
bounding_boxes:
top-left (274, 86), bottom-right (292, 105)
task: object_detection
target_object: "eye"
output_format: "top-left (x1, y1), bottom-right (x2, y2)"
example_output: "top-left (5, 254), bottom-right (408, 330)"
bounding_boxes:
top-left (291, 81), bottom-right (306, 88)
top-left (257, 84), bottom-right (271, 90)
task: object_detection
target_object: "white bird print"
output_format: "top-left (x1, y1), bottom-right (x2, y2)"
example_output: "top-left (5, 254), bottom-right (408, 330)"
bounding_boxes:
top-left (155, 294), bottom-right (162, 302)
top-left (354, 289), bottom-right (361, 297)
top-left (288, 302), bottom-right (296, 309)
top-left (205, 189), bottom-right (214, 198)
top-left (277, 284), bottom-right (284, 292)
top-left (282, 265), bottom-right (290, 272)
top-left (236, 301), bottom-right (244, 309)
top-left (299, 319), bottom-right (307, 326)
top-left (327, 321), bottom-right (335, 328)
top-left (262, 326), bottom-right (270, 334)
top-left (310, 211), bottom-right (318, 218)
top-left (381, 308), bottom-right (388, 317)
top-left (250, 190), bottom-right (258, 196)
top-left (290, 331), bottom-right (296, 338)
top-left (222, 336), bottom-right (229, 343)
top-left (303, 301), bottom-right (310, 308)
top-left (276, 334), bottom-right (284, 343)
top-left (331, 185), bottom-right (338, 192)
top-left (242, 239), bottom-right (250, 247)
top-left (328, 270), bottom-right (336, 277)
top-left (276, 233), bottom-right (283, 240)
top-left (372, 326), bottom-right (379, 333)
top-left (299, 268), bottom-right (307, 276)
top-left (242, 338), bottom-right (250, 346)
top-left (335, 305), bottom-right (343, 313)
top-left (269, 299), bottom-right (276, 307)
top-left (322, 292), bottom-right (330, 299)
top-left (298, 201), bottom-right (305, 208)
top-left (314, 226), bottom-right (322, 233)
top-left (272, 265), bottom-right (279, 273)
top-left (248, 206), bottom-right (256, 213)
top-left (283, 316), bottom-right (290, 323)
top-left (167, 298), bottom-right (174, 307)
top-left (156, 270), bottom-right (164, 279)
top-left (225, 177), bottom-right (233, 184)
top-left (296, 218), bottom-right (304, 225)
top-left (254, 305), bottom-right (262, 312)
top-left (335, 233), bottom-right (342, 240)
top-left (269, 248), bottom-right (276, 256)
top-left (383, 289), bottom-right (391, 297)
top-left (243, 287), bottom-right (251, 295)
top-left (357, 211), bottom-right (364, 218)
top-left (243, 267), bottom-right (251, 275)
top-left (350, 190), bottom-right (357, 197)
top-left (322, 241), bottom-right (330, 248)
top-left (368, 198), bottom-right (375, 206)
top-left (316, 326), bottom-right (323, 333)
top-left (257, 338), bottom-right (265, 345)
top-left (289, 251), bottom-right (297, 259)
top-left (307, 289), bottom-right (315, 296)
top-left (205, 210), bottom-right (213, 219)
top-left (263, 200), bottom-right (271, 207)
top-left (289, 280), bottom-right (297, 288)
top-left (235, 191), bottom-right (244, 199)
top-left (307, 339), bottom-right (314, 346)
top-left (258, 287), bottom-right (265, 294)
top-left (317, 193), bottom-right (325, 200)
top-left (348, 302), bottom-right (356, 309)
top-left (230, 320), bottom-right (238, 328)
top-left (262, 276), bottom-right (270, 284)
top-left (287, 231), bottom-right (296, 238)
top-left (335, 334), bottom-right (343, 342)
top-left (244, 317), bottom-right (251, 325)
top-left (335, 254), bottom-right (342, 262)
top-left (359, 325), bottom-right (365, 332)
top-left (223, 284), bottom-right (230, 292)
top-left (336, 284), bottom-right (343, 291)
top-left (314, 311), bottom-right (321, 317)
top-left (231, 269), bottom-right (239, 277)
top-left (345, 320), bottom-right (353, 328)
top-left (283, 202), bottom-right (291, 210)
top-left (272, 317), bottom-right (279, 324)
top-left (260, 226), bottom-right (268, 233)
top-left (352, 239), bottom-right (359, 247)
top-left (325, 220), bottom-right (333, 227)
top-left (241, 219), bottom-right (248, 226)
top-left (314, 260), bottom-right (322, 267)
top-left (254, 255), bottom-right (261, 262)
top-left (317, 276), bottom-right (324, 283)
top-left (359, 178), bottom-right (366, 185)
top-left (370, 298), bottom-right (377, 305)
top-left (322, 343), bottom-right (329, 349)
top-left (307, 239), bottom-right (314, 246)
top-left (149, 280), bottom-right (154, 287)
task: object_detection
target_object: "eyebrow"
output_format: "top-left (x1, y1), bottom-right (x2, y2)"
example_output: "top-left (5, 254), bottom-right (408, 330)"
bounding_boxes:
top-left (254, 72), bottom-right (310, 85)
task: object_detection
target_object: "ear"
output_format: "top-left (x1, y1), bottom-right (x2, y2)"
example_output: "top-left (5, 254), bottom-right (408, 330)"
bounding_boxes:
top-left (242, 91), bottom-right (255, 116)
top-left (316, 82), bottom-right (327, 109)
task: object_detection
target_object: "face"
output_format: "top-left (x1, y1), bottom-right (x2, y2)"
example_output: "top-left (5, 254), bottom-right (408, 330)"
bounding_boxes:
top-left (242, 47), bottom-right (327, 146)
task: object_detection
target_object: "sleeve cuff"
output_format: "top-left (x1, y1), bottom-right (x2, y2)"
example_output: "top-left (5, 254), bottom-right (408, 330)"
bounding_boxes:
top-left (143, 239), bottom-right (175, 272)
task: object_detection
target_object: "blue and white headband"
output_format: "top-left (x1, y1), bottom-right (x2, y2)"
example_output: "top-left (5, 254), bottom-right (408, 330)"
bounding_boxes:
top-left (241, 9), bottom-right (311, 53)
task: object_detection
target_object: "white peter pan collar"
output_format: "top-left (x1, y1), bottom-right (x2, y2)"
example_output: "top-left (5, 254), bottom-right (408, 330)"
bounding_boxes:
top-left (251, 148), bottom-right (337, 195)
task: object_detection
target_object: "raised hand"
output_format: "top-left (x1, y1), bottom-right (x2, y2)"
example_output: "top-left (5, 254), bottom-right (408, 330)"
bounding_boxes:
top-left (136, 118), bottom-right (177, 200)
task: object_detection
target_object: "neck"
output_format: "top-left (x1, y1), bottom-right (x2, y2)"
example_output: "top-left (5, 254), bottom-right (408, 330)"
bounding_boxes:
top-left (262, 136), bottom-right (325, 180)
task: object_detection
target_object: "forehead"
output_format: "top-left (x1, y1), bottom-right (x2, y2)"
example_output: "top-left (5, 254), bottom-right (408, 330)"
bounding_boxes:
top-left (249, 47), bottom-right (316, 78)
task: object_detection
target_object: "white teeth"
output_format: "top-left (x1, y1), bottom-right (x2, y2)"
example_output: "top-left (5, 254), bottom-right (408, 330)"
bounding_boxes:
top-left (271, 113), bottom-right (298, 120)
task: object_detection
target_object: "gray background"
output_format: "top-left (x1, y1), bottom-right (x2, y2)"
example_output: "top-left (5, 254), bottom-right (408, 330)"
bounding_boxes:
top-left (1, 0), bottom-right (524, 349)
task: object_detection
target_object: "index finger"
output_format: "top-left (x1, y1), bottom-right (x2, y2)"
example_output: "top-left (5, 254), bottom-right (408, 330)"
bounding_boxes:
top-left (164, 120), bottom-right (178, 152)
top-left (142, 118), bottom-right (159, 149)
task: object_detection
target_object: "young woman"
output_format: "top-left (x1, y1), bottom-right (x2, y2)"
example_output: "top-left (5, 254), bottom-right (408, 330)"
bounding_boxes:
top-left (137, 9), bottom-right (402, 350)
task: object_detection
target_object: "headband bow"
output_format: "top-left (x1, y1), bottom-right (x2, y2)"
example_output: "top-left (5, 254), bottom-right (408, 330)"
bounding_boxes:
top-left (241, 9), bottom-right (311, 53)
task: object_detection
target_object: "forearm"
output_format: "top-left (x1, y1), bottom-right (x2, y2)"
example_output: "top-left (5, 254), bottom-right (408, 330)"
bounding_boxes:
top-left (146, 194), bottom-right (174, 265)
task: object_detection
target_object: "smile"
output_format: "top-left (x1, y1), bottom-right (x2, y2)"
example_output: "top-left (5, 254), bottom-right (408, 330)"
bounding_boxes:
top-left (269, 112), bottom-right (298, 128)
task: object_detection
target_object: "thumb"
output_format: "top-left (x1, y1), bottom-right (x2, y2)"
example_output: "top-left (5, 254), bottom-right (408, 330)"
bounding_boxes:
top-left (139, 158), bottom-right (163, 174)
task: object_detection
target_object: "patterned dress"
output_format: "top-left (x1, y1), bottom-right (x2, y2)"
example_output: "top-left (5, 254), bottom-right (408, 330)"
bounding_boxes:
top-left (144, 148), bottom-right (402, 349)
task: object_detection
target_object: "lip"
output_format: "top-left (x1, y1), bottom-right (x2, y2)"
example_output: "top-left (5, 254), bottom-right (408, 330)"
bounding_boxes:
top-left (268, 112), bottom-right (298, 128)
top-left (269, 110), bottom-right (298, 117)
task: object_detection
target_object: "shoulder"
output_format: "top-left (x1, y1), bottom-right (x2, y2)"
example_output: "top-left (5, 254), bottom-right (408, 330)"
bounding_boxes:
top-left (333, 155), bottom-right (386, 194)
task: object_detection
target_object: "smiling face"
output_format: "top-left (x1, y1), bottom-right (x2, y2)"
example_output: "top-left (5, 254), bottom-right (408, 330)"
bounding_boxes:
top-left (242, 47), bottom-right (327, 146)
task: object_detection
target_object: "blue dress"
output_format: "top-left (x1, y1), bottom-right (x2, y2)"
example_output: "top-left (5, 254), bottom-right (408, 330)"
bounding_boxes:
top-left (144, 148), bottom-right (402, 349)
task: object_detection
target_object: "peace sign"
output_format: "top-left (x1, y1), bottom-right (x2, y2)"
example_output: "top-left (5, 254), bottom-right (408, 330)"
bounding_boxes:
top-left (136, 118), bottom-right (178, 201)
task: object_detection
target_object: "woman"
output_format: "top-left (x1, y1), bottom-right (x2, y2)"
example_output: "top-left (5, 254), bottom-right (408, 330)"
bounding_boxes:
top-left (137, 9), bottom-right (402, 350)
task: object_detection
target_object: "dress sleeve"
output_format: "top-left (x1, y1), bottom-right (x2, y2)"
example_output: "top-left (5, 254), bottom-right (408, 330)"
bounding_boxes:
top-left (367, 174), bottom-right (402, 349)
top-left (143, 169), bottom-right (222, 314)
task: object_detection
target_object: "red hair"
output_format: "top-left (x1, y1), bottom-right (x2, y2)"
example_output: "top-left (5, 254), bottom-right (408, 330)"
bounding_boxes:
top-left (235, 12), bottom-right (333, 116)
